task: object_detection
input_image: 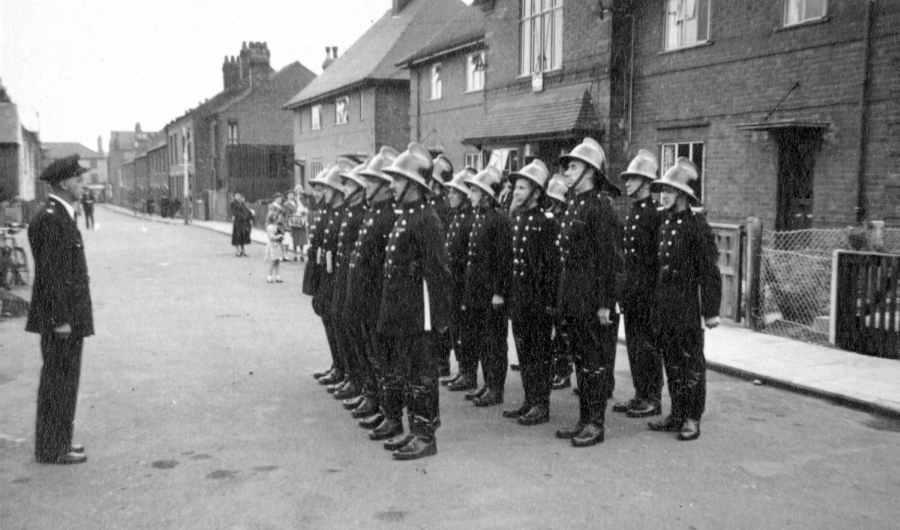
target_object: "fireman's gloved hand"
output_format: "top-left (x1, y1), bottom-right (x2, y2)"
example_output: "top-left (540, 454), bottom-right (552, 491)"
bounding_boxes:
top-left (491, 295), bottom-right (504, 310)
top-left (597, 307), bottom-right (613, 326)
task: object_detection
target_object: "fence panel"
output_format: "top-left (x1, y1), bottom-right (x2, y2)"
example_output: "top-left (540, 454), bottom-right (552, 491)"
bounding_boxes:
top-left (834, 251), bottom-right (900, 359)
top-left (710, 223), bottom-right (743, 321)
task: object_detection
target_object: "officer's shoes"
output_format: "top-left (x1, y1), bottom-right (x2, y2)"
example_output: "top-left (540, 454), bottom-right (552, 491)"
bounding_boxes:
top-left (551, 375), bottom-right (571, 390)
top-left (369, 419), bottom-right (403, 441)
top-left (313, 367), bottom-right (334, 380)
top-left (648, 415), bottom-right (684, 432)
top-left (474, 389), bottom-right (503, 407)
top-left (677, 419), bottom-right (701, 441)
top-left (440, 373), bottom-right (461, 386)
top-left (612, 398), bottom-right (638, 413)
top-left (350, 398), bottom-right (379, 419)
top-left (333, 382), bottom-right (360, 400)
top-left (383, 433), bottom-right (415, 451)
top-left (571, 423), bottom-right (604, 448)
top-left (626, 401), bottom-right (662, 418)
top-left (518, 406), bottom-right (550, 426)
top-left (319, 371), bottom-right (343, 385)
top-left (342, 395), bottom-right (366, 410)
top-left (502, 403), bottom-right (531, 419)
top-left (448, 375), bottom-right (477, 392)
top-left (555, 422), bottom-right (585, 440)
top-left (358, 413), bottom-right (385, 430)
top-left (392, 436), bottom-right (436, 461)
top-left (464, 386), bottom-right (488, 401)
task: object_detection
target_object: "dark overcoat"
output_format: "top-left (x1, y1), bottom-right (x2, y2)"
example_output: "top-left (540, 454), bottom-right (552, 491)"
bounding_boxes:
top-left (462, 205), bottom-right (513, 310)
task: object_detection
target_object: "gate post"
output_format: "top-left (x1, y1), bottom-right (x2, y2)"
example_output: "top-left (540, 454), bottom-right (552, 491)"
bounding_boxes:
top-left (745, 217), bottom-right (763, 331)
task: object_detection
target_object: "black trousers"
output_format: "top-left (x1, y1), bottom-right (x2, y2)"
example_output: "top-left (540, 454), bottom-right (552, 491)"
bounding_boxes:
top-left (381, 332), bottom-right (440, 439)
top-left (453, 305), bottom-right (478, 378)
top-left (561, 315), bottom-right (617, 426)
top-left (465, 306), bottom-right (508, 393)
top-left (359, 321), bottom-right (385, 403)
top-left (435, 328), bottom-right (453, 376)
top-left (511, 313), bottom-right (553, 407)
top-left (335, 317), bottom-right (363, 387)
top-left (320, 315), bottom-right (344, 375)
top-left (35, 333), bottom-right (83, 461)
top-left (656, 325), bottom-right (706, 421)
top-left (623, 304), bottom-right (663, 403)
top-left (551, 323), bottom-right (573, 379)
top-left (84, 208), bottom-right (94, 229)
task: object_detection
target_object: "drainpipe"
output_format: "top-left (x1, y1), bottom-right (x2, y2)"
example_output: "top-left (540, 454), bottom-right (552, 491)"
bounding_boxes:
top-left (856, 0), bottom-right (875, 224)
top-left (628, 13), bottom-right (635, 145)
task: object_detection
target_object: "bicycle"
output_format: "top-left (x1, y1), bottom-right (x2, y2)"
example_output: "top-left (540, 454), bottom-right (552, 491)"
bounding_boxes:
top-left (1, 223), bottom-right (29, 289)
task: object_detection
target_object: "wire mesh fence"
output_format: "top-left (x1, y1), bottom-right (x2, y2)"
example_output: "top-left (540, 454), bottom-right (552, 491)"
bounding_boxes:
top-left (758, 227), bottom-right (900, 344)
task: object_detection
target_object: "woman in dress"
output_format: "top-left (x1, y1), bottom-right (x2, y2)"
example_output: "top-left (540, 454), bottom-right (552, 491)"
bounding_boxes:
top-left (265, 211), bottom-right (286, 283)
top-left (230, 193), bottom-right (253, 256)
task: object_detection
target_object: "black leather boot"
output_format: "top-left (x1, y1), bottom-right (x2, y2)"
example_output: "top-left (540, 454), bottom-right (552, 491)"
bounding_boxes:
top-left (518, 405), bottom-right (550, 426)
top-left (502, 403), bottom-right (531, 419)
top-left (611, 397), bottom-right (638, 413)
top-left (474, 388), bottom-right (503, 407)
top-left (350, 397), bottom-right (379, 419)
top-left (448, 374), bottom-right (477, 392)
top-left (333, 381), bottom-right (360, 400)
top-left (319, 371), bottom-right (343, 386)
top-left (313, 366), bottom-right (334, 380)
top-left (342, 395), bottom-right (366, 410)
top-left (369, 418), bottom-right (403, 441)
top-left (677, 419), bottom-right (701, 441)
top-left (465, 386), bottom-right (488, 401)
top-left (626, 400), bottom-right (662, 418)
top-left (358, 412), bottom-right (385, 429)
top-left (571, 423), bottom-right (604, 447)
top-left (383, 433), bottom-right (415, 451)
top-left (648, 415), bottom-right (684, 432)
top-left (392, 435), bottom-right (436, 461)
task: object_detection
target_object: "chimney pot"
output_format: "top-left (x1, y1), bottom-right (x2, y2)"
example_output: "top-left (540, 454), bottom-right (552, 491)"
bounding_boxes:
top-left (333, 46), bottom-right (338, 57)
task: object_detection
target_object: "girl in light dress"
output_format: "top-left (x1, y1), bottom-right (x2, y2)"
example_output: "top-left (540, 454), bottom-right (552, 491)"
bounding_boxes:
top-left (264, 211), bottom-right (285, 283)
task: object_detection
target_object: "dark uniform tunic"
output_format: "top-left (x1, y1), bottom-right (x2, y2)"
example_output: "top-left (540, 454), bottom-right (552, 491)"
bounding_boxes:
top-left (652, 208), bottom-right (721, 422)
top-left (26, 197), bottom-right (94, 461)
top-left (462, 204), bottom-right (513, 394)
top-left (377, 199), bottom-right (452, 439)
top-left (312, 203), bottom-right (344, 374)
top-left (620, 197), bottom-right (665, 404)
top-left (509, 206), bottom-right (560, 408)
top-left (301, 202), bottom-right (323, 296)
top-left (344, 197), bottom-right (397, 406)
top-left (428, 196), bottom-right (452, 375)
top-left (556, 190), bottom-right (621, 426)
top-left (444, 203), bottom-right (474, 376)
top-left (331, 199), bottom-right (368, 388)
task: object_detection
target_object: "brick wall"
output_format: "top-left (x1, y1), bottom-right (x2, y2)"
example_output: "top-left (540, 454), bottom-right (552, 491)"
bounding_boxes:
top-left (617, 0), bottom-right (899, 228)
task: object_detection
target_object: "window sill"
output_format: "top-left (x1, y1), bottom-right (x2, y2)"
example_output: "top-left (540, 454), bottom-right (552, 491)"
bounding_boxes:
top-left (516, 67), bottom-right (563, 80)
top-left (659, 40), bottom-right (714, 55)
top-left (464, 88), bottom-right (484, 94)
top-left (776, 16), bottom-right (831, 32)
top-left (429, 97), bottom-right (443, 101)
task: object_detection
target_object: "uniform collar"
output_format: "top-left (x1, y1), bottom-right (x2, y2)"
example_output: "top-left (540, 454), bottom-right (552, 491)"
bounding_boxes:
top-left (633, 196), bottom-right (654, 209)
top-left (48, 194), bottom-right (75, 220)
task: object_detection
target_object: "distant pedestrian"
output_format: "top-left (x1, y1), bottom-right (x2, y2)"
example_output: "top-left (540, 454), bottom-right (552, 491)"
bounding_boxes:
top-left (27, 155), bottom-right (93, 465)
top-left (283, 190), bottom-right (307, 261)
top-left (230, 193), bottom-right (253, 257)
top-left (81, 189), bottom-right (95, 230)
top-left (265, 211), bottom-right (285, 283)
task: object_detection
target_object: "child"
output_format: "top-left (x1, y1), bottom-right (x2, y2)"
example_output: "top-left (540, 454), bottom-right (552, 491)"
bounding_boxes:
top-left (265, 211), bottom-right (285, 283)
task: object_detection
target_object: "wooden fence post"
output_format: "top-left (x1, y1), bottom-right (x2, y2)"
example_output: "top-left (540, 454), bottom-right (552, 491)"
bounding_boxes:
top-left (745, 217), bottom-right (763, 330)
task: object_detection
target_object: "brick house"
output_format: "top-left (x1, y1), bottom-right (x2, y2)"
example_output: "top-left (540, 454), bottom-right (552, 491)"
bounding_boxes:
top-left (283, 0), bottom-right (468, 186)
top-left (164, 42), bottom-right (316, 220)
top-left (613, 0), bottom-right (900, 229)
top-left (455, 0), bottom-right (611, 178)
top-left (109, 124), bottom-right (153, 207)
top-left (398, 4), bottom-right (489, 169)
top-left (147, 134), bottom-right (168, 206)
top-left (0, 95), bottom-right (42, 209)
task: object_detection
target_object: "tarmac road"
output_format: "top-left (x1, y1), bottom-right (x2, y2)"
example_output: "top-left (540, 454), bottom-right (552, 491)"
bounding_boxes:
top-left (1, 208), bottom-right (899, 529)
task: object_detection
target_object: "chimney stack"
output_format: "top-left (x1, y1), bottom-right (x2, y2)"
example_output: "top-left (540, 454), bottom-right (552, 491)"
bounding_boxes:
top-left (97, 135), bottom-right (104, 156)
top-left (333, 46), bottom-right (338, 58)
top-left (322, 47), bottom-right (334, 70)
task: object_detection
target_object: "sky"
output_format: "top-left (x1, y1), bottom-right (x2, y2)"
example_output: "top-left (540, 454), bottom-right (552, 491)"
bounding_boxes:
top-left (0, 0), bottom-right (471, 152)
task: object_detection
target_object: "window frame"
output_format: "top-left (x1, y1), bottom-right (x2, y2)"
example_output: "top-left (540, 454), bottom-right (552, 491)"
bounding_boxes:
top-left (466, 51), bottom-right (486, 93)
top-left (227, 121), bottom-right (239, 146)
top-left (464, 152), bottom-right (484, 171)
top-left (660, 141), bottom-right (705, 203)
top-left (664, 0), bottom-right (711, 51)
top-left (431, 63), bottom-right (443, 100)
top-left (520, 0), bottom-right (564, 76)
top-left (335, 96), bottom-right (350, 125)
top-left (783, 0), bottom-right (827, 27)
top-left (311, 105), bottom-right (322, 131)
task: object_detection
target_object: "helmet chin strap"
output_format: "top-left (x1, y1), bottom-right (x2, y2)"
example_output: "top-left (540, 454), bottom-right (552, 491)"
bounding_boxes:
top-left (367, 180), bottom-right (386, 204)
top-left (566, 165), bottom-right (590, 201)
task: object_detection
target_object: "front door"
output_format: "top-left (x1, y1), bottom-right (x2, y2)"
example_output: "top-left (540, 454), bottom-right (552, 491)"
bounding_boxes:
top-left (775, 129), bottom-right (821, 231)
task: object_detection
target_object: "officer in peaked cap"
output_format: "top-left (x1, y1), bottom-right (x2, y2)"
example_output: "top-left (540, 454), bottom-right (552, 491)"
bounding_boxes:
top-left (342, 147), bottom-right (401, 429)
top-left (329, 162), bottom-right (371, 404)
top-left (311, 162), bottom-right (353, 391)
top-left (28, 155), bottom-right (92, 465)
top-left (502, 160), bottom-right (560, 427)
top-left (648, 157), bottom-right (721, 441)
top-left (613, 149), bottom-right (666, 419)
top-left (460, 166), bottom-right (513, 407)
top-left (544, 174), bottom-right (574, 392)
top-left (443, 167), bottom-right (478, 391)
top-left (373, 142), bottom-right (452, 460)
top-left (553, 137), bottom-right (622, 448)
top-left (429, 154), bottom-right (455, 380)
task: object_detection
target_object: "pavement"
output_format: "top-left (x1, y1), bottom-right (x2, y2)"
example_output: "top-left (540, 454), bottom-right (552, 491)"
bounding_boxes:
top-left (99, 203), bottom-right (900, 419)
